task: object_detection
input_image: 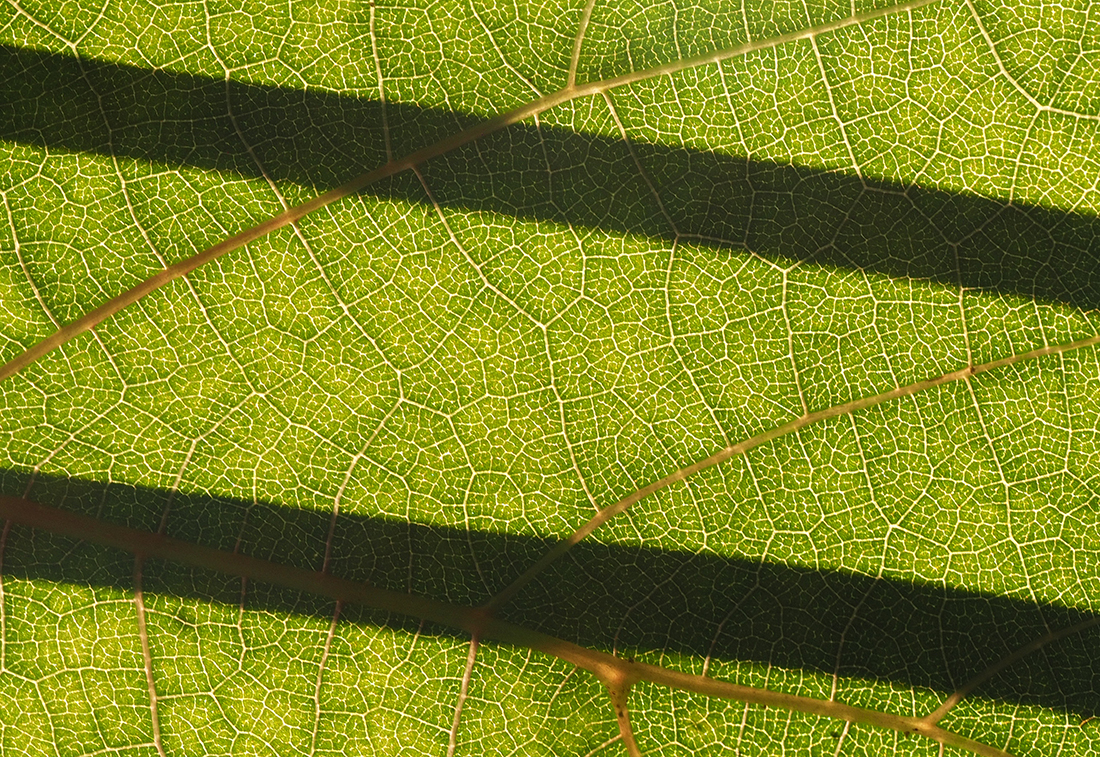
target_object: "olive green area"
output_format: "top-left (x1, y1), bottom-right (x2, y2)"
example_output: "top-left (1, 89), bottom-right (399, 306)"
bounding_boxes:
top-left (3, 42), bottom-right (1099, 320)
top-left (5, 474), bottom-right (1100, 721)
top-left (1, 0), bottom-right (1099, 755)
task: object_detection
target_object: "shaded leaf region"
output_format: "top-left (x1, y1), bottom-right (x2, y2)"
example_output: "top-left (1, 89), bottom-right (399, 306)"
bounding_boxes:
top-left (2, 42), bottom-right (1099, 315)
top-left (2, 474), bottom-right (1098, 725)
top-left (1, 0), bottom-right (1100, 754)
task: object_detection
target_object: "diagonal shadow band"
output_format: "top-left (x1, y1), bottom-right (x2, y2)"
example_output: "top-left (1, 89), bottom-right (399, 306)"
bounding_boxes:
top-left (2, 41), bottom-right (1099, 727)
top-left (2, 470), bottom-right (1096, 722)
top-left (2, 42), bottom-right (1099, 316)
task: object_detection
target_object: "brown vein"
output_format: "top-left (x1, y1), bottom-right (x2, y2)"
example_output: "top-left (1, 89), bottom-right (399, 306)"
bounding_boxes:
top-left (0, 494), bottom-right (1008, 757)
top-left (485, 331), bottom-right (1100, 611)
top-left (0, 0), bottom-right (937, 384)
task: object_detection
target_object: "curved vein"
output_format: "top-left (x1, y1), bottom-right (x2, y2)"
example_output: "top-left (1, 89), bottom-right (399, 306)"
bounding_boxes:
top-left (485, 331), bottom-right (1100, 611)
top-left (923, 614), bottom-right (1100, 725)
top-left (0, 494), bottom-right (1009, 757)
top-left (0, 0), bottom-right (939, 384)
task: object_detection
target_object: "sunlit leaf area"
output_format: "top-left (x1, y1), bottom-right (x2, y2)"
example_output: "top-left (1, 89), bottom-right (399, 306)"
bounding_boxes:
top-left (1, 0), bottom-right (1099, 754)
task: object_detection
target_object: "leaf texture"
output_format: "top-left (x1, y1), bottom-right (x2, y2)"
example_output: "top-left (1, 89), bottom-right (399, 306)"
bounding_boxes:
top-left (0, 0), bottom-right (1098, 755)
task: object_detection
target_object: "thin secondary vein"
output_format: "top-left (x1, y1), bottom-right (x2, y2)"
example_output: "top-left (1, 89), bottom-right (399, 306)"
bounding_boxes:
top-left (0, 494), bottom-right (1010, 757)
top-left (324, 402), bottom-right (401, 574)
top-left (0, 0), bottom-right (938, 384)
top-left (809, 34), bottom-right (861, 180)
top-left (568, 0), bottom-right (600, 89)
top-left (308, 601), bottom-right (343, 757)
top-left (484, 331), bottom-right (1100, 612)
top-left (5, 194), bottom-right (60, 329)
top-left (446, 634), bottom-right (480, 757)
top-left (601, 91), bottom-right (680, 236)
top-left (411, 165), bottom-right (542, 327)
top-left (369, 0), bottom-right (393, 162)
top-left (962, 0), bottom-right (1100, 122)
top-left (0, 521), bottom-right (9, 673)
top-left (133, 558), bottom-right (168, 757)
top-left (923, 614), bottom-right (1100, 725)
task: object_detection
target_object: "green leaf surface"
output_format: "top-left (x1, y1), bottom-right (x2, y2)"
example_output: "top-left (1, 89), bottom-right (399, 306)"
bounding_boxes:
top-left (1, 0), bottom-right (1099, 754)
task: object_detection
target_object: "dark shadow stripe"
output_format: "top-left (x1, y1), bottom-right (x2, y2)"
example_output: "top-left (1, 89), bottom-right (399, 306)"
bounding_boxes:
top-left (2, 42), bottom-right (1098, 723)
top-left (2, 43), bottom-right (1098, 314)
top-left (1, 470), bottom-right (1096, 721)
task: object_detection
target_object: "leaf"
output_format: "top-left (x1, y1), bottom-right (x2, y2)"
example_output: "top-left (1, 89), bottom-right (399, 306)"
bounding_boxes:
top-left (0, 0), bottom-right (1099, 755)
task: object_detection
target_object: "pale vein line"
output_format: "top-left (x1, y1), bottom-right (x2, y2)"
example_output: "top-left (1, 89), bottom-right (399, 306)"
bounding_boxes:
top-left (61, 54), bottom-right (141, 391)
top-left (568, 0), bottom-right (599, 89)
top-left (1006, 108), bottom-right (1042, 206)
top-left (781, 270), bottom-right (811, 417)
top-left (79, 37), bottom-right (251, 408)
top-left (157, 437), bottom-right (200, 534)
top-left (671, 5), bottom-right (683, 61)
top-left (810, 34), bottom-right (862, 179)
top-left (411, 165), bottom-right (541, 326)
top-left (828, 413), bottom-right (886, 704)
top-left (701, 566), bottom-right (759, 679)
top-left (531, 110), bottom-right (588, 326)
top-left (446, 633), bottom-right (480, 757)
top-left (223, 70), bottom-right (381, 352)
top-left (467, 2), bottom-right (543, 98)
top-left (308, 601), bottom-right (343, 757)
top-left (923, 614), bottom-right (1100, 724)
top-left (954, 241), bottom-right (974, 367)
top-left (552, 406), bottom-right (598, 511)
top-left (3, 0), bottom-right (70, 44)
top-left (605, 90), bottom-right (730, 448)
top-left (542, 661), bottom-right (578, 718)
top-left (611, 556), bottom-right (696, 658)
top-left (529, 113), bottom-right (601, 513)
top-left (962, 0), bottom-right (1100, 122)
top-left (664, 245), bottom-right (732, 437)
top-left (4, 193), bottom-right (60, 329)
top-left (323, 402), bottom-right (400, 574)
top-left (72, 0), bottom-right (111, 47)
top-left (485, 331), bottom-right (1100, 611)
top-left (735, 699), bottom-right (751, 753)
top-left (0, 0), bottom-right (940, 383)
top-left (369, 0), bottom-right (393, 162)
top-left (601, 91), bottom-right (680, 235)
top-left (459, 472), bottom-right (490, 595)
top-left (961, 363), bottom-right (1044, 616)
top-left (582, 0), bottom-right (938, 96)
top-left (715, 60), bottom-right (751, 196)
top-left (29, 676), bottom-right (62, 757)
top-left (1056, 349), bottom-right (1074, 473)
top-left (156, 391), bottom-right (253, 535)
top-left (111, 41), bottom-right (375, 468)
top-left (580, 733), bottom-right (622, 756)
top-left (831, 720), bottom-right (852, 757)
top-left (0, 520), bottom-right (8, 672)
top-left (133, 558), bottom-right (167, 757)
